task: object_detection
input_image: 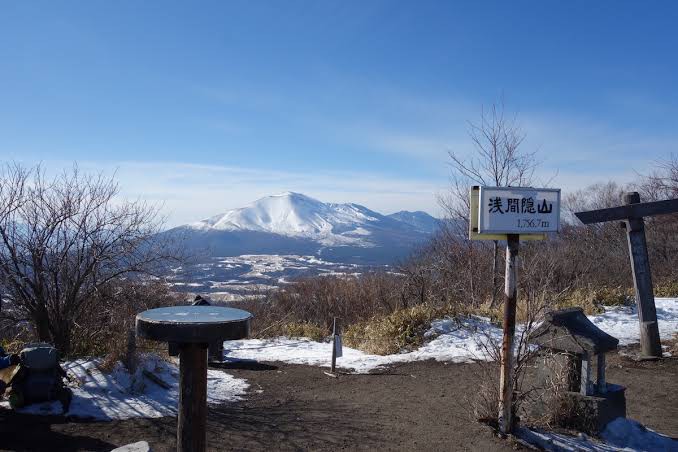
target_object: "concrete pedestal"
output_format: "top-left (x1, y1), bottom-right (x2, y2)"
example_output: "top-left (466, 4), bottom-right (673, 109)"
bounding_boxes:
top-left (560, 384), bottom-right (626, 434)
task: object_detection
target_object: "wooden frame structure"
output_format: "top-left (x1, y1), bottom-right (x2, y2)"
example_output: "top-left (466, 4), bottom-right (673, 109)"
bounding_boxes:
top-left (575, 192), bottom-right (678, 358)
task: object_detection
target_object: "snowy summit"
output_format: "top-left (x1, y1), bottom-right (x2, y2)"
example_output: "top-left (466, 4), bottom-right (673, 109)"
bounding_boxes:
top-left (173, 193), bottom-right (438, 263)
top-left (189, 192), bottom-right (387, 245)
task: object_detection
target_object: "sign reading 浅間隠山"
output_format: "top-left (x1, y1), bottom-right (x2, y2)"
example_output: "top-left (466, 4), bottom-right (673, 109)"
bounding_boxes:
top-left (478, 187), bottom-right (560, 234)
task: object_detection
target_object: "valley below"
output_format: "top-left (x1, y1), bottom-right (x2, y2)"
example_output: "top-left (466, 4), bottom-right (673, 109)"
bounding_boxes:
top-left (166, 254), bottom-right (383, 302)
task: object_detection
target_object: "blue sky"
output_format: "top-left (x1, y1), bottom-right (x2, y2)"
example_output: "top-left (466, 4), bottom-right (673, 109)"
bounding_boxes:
top-left (1, 1), bottom-right (677, 226)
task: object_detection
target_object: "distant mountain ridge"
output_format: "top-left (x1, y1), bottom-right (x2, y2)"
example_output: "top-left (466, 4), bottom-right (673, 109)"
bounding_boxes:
top-left (387, 210), bottom-right (441, 234)
top-left (171, 192), bottom-right (438, 264)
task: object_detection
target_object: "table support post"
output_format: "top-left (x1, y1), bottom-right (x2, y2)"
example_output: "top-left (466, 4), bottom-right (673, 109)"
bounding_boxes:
top-left (178, 343), bottom-right (208, 452)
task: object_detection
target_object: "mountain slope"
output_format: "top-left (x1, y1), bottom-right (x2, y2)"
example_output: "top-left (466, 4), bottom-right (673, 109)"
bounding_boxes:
top-left (172, 192), bottom-right (438, 264)
top-left (387, 210), bottom-right (440, 234)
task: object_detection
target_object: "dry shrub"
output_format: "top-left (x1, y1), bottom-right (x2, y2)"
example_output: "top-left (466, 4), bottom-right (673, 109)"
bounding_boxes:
top-left (654, 280), bottom-right (678, 297)
top-left (0, 325), bottom-right (32, 355)
top-left (521, 351), bottom-right (573, 428)
top-left (460, 247), bottom-right (569, 430)
top-left (667, 332), bottom-right (678, 356)
top-left (343, 304), bottom-right (452, 355)
top-left (0, 279), bottom-right (182, 372)
top-left (279, 322), bottom-right (328, 342)
top-left (561, 286), bottom-right (631, 314)
top-left (70, 279), bottom-right (183, 367)
top-left (233, 272), bottom-right (410, 339)
top-left (468, 361), bottom-right (501, 426)
top-left (460, 320), bottom-right (538, 430)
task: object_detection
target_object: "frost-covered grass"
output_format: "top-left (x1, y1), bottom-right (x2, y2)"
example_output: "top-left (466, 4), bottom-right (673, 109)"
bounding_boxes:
top-left (0, 354), bottom-right (248, 420)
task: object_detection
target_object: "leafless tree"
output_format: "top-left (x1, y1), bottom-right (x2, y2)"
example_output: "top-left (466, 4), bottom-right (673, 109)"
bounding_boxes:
top-left (634, 156), bottom-right (678, 282)
top-left (440, 101), bottom-right (539, 308)
top-left (637, 154), bottom-right (678, 201)
top-left (0, 163), bottom-right (182, 354)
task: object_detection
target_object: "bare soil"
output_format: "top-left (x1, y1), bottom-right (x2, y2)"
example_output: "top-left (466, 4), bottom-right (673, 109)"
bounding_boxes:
top-left (0, 349), bottom-right (676, 451)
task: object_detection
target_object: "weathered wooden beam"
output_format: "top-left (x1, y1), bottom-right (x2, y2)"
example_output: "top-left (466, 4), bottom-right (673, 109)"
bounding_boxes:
top-left (622, 194), bottom-right (663, 358)
top-left (575, 197), bottom-right (678, 224)
top-left (499, 234), bottom-right (519, 434)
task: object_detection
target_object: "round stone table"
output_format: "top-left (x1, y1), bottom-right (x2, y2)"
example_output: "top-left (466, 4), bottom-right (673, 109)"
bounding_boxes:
top-left (136, 306), bottom-right (252, 452)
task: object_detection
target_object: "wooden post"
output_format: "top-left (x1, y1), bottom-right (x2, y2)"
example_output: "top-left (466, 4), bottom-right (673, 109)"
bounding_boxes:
top-left (499, 234), bottom-right (519, 434)
top-left (622, 192), bottom-right (662, 358)
top-left (596, 354), bottom-right (606, 394)
top-left (331, 317), bottom-right (341, 374)
top-left (178, 343), bottom-right (208, 452)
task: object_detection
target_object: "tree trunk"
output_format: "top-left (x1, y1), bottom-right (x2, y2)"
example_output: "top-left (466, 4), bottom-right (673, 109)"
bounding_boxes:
top-left (33, 304), bottom-right (52, 344)
top-left (52, 327), bottom-right (71, 355)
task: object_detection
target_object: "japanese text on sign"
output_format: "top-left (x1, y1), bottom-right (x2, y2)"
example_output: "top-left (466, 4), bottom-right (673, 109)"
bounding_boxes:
top-left (478, 187), bottom-right (560, 234)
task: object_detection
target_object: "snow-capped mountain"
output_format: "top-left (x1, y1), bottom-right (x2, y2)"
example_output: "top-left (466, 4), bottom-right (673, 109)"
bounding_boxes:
top-left (171, 192), bottom-right (438, 264)
top-left (189, 192), bottom-right (382, 246)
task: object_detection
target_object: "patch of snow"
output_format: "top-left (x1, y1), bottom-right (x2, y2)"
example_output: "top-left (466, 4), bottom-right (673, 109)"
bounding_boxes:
top-left (224, 299), bottom-right (678, 374)
top-left (0, 354), bottom-right (247, 420)
top-left (518, 418), bottom-right (677, 451)
top-left (590, 298), bottom-right (678, 345)
top-left (601, 417), bottom-right (677, 451)
top-left (224, 317), bottom-right (503, 374)
top-left (347, 227), bottom-right (371, 236)
top-left (111, 441), bottom-right (151, 452)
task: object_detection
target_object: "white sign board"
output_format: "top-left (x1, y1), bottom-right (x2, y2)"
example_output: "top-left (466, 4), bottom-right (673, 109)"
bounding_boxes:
top-left (478, 187), bottom-right (560, 234)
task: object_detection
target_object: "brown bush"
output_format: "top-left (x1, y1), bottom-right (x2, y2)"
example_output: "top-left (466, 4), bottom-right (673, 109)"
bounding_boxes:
top-left (71, 279), bottom-right (183, 366)
top-left (344, 304), bottom-right (454, 355)
top-left (232, 272), bottom-right (410, 339)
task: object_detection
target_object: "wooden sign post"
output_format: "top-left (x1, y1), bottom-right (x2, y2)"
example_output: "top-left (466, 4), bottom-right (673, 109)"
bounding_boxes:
top-left (575, 192), bottom-right (678, 359)
top-left (499, 233), bottom-right (519, 434)
top-left (470, 186), bottom-right (560, 434)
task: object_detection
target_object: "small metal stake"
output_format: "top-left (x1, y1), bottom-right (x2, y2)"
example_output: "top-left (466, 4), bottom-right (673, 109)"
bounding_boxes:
top-left (331, 317), bottom-right (341, 374)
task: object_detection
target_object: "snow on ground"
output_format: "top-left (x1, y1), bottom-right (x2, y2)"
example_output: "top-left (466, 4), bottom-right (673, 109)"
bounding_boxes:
top-left (0, 354), bottom-right (247, 420)
top-left (519, 418), bottom-right (677, 451)
top-left (2, 299), bottom-right (676, 423)
top-left (590, 297), bottom-right (678, 346)
top-left (224, 298), bottom-right (678, 373)
top-left (223, 299), bottom-right (678, 450)
top-left (224, 316), bottom-right (505, 374)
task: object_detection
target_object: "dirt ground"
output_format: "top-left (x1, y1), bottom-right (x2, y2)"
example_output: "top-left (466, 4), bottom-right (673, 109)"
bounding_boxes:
top-left (0, 350), bottom-right (676, 451)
